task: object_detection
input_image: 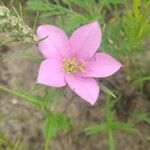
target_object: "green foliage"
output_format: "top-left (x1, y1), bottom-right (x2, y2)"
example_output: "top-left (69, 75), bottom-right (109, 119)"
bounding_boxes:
top-left (27, 0), bottom-right (69, 18)
top-left (98, 0), bottom-right (123, 6)
top-left (85, 97), bottom-right (136, 150)
top-left (100, 83), bottom-right (117, 98)
top-left (0, 85), bottom-right (64, 110)
top-left (27, 0), bottom-right (88, 33)
top-left (43, 87), bottom-right (63, 103)
top-left (101, 0), bottom-right (150, 58)
top-left (44, 111), bottom-right (70, 139)
top-left (131, 110), bottom-right (150, 124)
top-left (0, 84), bottom-right (69, 150)
top-left (27, 0), bottom-right (123, 34)
top-left (100, 20), bottom-right (123, 56)
top-left (85, 123), bottom-right (107, 134)
top-left (0, 85), bottom-right (44, 108)
top-left (27, 0), bottom-right (51, 11)
top-left (63, 0), bottom-right (91, 8)
top-left (123, 0), bottom-right (150, 52)
top-left (132, 76), bottom-right (150, 86)
top-left (44, 111), bottom-right (70, 150)
top-left (3, 0), bottom-right (149, 59)
top-left (26, 0), bottom-right (150, 58)
top-left (108, 122), bottom-right (137, 132)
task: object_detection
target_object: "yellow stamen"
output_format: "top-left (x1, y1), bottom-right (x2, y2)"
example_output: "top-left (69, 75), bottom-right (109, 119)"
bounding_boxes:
top-left (63, 57), bottom-right (85, 74)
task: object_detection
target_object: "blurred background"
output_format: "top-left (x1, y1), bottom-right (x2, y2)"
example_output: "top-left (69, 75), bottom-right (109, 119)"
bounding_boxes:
top-left (0, 0), bottom-right (150, 150)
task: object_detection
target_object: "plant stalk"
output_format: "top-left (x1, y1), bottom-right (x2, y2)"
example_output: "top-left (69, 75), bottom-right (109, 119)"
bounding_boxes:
top-left (108, 129), bottom-right (115, 150)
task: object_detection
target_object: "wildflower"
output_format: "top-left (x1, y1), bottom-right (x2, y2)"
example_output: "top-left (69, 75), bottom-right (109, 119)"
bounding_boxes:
top-left (37, 22), bottom-right (121, 105)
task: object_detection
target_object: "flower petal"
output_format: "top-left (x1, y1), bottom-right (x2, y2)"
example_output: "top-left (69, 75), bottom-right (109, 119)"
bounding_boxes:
top-left (65, 75), bottom-right (99, 105)
top-left (37, 59), bottom-right (66, 87)
top-left (83, 52), bottom-right (121, 77)
top-left (37, 25), bottom-right (71, 59)
top-left (69, 21), bottom-right (101, 59)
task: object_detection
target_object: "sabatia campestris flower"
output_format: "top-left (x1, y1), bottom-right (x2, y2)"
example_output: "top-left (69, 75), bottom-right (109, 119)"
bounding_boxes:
top-left (37, 22), bottom-right (121, 105)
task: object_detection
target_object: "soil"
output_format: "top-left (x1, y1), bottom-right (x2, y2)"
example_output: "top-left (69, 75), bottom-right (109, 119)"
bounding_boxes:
top-left (0, 44), bottom-right (150, 150)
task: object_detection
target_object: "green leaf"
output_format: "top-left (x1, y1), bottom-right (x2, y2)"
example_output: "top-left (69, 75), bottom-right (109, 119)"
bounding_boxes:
top-left (27, 0), bottom-right (71, 17)
top-left (100, 83), bottom-right (117, 98)
top-left (84, 124), bottom-right (107, 135)
top-left (39, 11), bottom-right (64, 18)
top-left (0, 85), bottom-right (43, 108)
top-left (43, 87), bottom-right (63, 103)
top-left (44, 112), bottom-right (70, 139)
top-left (99, 0), bottom-right (123, 6)
top-left (63, 0), bottom-right (88, 8)
top-left (132, 76), bottom-right (150, 85)
top-left (27, 0), bottom-right (50, 11)
top-left (109, 122), bottom-right (137, 132)
top-left (131, 110), bottom-right (150, 124)
top-left (43, 111), bottom-right (70, 149)
top-left (133, 0), bottom-right (141, 21)
top-left (22, 84), bottom-right (43, 95)
top-left (63, 13), bottom-right (88, 33)
top-left (26, 94), bottom-right (43, 108)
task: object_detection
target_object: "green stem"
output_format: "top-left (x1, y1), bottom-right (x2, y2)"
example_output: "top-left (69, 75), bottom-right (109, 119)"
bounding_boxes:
top-left (44, 138), bottom-right (50, 150)
top-left (132, 76), bottom-right (150, 85)
top-left (0, 85), bottom-right (37, 104)
top-left (108, 129), bottom-right (115, 150)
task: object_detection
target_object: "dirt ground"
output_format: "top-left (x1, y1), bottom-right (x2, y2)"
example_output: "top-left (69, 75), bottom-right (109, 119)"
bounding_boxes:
top-left (0, 44), bottom-right (150, 150)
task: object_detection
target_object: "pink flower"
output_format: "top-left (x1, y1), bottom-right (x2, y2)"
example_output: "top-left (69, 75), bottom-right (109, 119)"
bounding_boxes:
top-left (37, 22), bottom-right (121, 105)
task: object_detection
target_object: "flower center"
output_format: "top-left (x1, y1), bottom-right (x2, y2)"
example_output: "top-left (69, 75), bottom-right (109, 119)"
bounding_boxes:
top-left (63, 57), bottom-right (85, 74)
